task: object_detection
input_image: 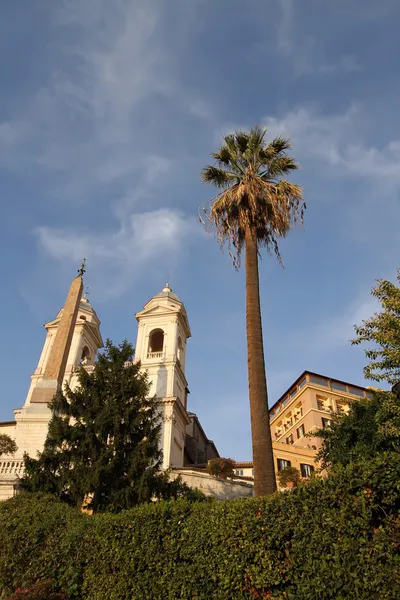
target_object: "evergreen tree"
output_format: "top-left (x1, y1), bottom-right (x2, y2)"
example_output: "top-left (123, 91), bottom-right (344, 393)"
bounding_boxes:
top-left (22, 340), bottom-right (164, 512)
top-left (351, 268), bottom-right (400, 385)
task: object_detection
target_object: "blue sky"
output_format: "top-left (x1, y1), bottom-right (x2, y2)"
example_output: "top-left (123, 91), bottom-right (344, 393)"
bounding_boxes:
top-left (1, 0), bottom-right (399, 460)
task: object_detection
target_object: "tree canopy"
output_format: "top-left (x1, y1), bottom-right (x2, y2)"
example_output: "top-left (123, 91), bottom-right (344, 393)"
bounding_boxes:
top-left (314, 389), bottom-right (400, 469)
top-left (351, 268), bottom-right (400, 385)
top-left (0, 434), bottom-right (17, 457)
top-left (201, 125), bottom-right (305, 268)
top-left (315, 269), bottom-right (400, 468)
top-left (22, 340), bottom-right (198, 512)
top-left (206, 457), bottom-right (235, 479)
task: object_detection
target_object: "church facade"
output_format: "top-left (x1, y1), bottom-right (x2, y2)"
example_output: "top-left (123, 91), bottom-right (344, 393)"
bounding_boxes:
top-left (0, 274), bottom-right (373, 501)
top-left (0, 276), bottom-right (220, 500)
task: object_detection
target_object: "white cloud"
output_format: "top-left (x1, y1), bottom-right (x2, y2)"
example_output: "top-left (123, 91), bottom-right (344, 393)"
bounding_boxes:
top-left (35, 208), bottom-right (200, 297)
top-left (263, 104), bottom-right (400, 186)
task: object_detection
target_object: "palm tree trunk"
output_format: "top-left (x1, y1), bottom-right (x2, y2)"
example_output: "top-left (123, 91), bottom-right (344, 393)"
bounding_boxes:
top-left (245, 227), bottom-right (277, 496)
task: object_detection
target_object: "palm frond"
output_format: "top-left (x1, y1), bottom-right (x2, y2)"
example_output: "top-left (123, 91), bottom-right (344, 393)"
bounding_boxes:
top-left (260, 156), bottom-right (299, 179)
top-left (212, 147), bottom-right (244, 177)
top-left (201, 166), bottom-right (237, 188)
top-left (269, 135), bottom-right (292, 154)
top-left (223, 134), bottom-right (240, 162)
top-left (212, 147), bottom-right (231, 165)
top-left (235, 131), bottom-right (250, 155)
top-left (200, 126), bottom-right (305, 268)
top-left (245, 126), bottom-right (267, 161)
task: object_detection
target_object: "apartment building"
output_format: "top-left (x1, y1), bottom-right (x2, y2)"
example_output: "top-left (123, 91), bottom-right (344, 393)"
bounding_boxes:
top-left (234, 370), bottom-right (374, 485)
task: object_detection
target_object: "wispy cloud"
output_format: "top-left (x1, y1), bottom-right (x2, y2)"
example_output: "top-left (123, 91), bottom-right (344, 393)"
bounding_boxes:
top-left (0, 0), bottom-right (208, 203)
top-left (270, 288), bottom-right (380, 367)
top-left (264, 104), bottom-right (400, 186)
top-left (276, 0), bottom-right (360, 76)
top-left (0, 0), bottom-right (212, 298)
top-left (35, 207), bottom-right (201, 298)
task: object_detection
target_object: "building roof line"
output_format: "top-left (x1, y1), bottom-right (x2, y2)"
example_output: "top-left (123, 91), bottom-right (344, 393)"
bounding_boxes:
top-left (269, 370), bottom-right (370, 413)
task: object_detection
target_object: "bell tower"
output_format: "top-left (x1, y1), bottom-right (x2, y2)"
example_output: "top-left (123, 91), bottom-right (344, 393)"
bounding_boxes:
top-left (14, 281), bottom-right (103, 458)
top-left (135, 284), bottom-right (191, 469)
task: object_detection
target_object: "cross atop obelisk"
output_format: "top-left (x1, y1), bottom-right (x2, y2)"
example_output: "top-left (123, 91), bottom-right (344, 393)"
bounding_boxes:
top-left (30, 264), bottom-right (85, 403)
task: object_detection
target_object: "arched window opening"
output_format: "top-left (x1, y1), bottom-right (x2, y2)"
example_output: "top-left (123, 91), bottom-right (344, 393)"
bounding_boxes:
top-left (148, 329), bottom-right (164, 357)
top-left (177, 336), bottom-right (183, 362)
top-left (80, 346), bottom-right (91, 365)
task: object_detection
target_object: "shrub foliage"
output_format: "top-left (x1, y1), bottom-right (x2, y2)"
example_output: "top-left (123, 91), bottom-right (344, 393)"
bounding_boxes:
top-left (1, 454), bottom-right (400, 599)
top-left (206, 457), bottom-right (235, 479)
top-left (277, 465), bottom-right (301, 488)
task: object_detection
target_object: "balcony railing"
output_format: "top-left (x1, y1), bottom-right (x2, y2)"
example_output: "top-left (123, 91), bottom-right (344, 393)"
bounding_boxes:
top-left (0, 459), bottom-right (24, 478)
top-left (147, 352), bottom-right (164, 359)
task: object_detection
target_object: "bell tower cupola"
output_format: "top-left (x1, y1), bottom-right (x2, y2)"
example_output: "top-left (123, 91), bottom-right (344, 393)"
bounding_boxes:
top-left (135, 284), bottom-right (191, 468)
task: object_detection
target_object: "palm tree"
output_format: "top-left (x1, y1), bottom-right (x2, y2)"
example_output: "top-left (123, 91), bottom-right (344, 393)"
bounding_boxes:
top-left (201, 126), bottom-right (305, 496)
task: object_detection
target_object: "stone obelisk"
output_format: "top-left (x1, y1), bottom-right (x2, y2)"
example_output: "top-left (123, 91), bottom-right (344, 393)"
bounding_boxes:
top-left (30, 275), bottom-right (83, 403)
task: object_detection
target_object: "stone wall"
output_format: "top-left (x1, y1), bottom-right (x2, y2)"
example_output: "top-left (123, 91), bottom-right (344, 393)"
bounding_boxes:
top-left (171, 468), bottom-right (253, 500)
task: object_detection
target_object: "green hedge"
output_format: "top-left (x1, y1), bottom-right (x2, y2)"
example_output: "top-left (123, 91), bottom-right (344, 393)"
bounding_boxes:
top-left (1, 454), bottom-right (400, 599)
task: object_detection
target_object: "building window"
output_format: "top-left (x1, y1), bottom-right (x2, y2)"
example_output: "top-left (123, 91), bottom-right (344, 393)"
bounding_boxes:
top-left (148, 329), bottom-right (164, 355)
top-left (336, 402), bottom-right (348, 414)
top-left (286, 434), bottom-right (294, 445)
top-left (277, 458), bottom-right (291, 471)
top-left (297, 424), bottom-right (305, 439)
top-left (310, 376), bottom-right (329, 387)
top-left (317, 396), bottom-right (330, 411)
top-left (177, 336), bottom-right (183, 362)
top-left (300, 463), bottom-right (315, 478)
top-left (235, 469), bottom-right (244, 476)
top-left (322, 417), bottom-right (332, 429)
top-left (348, 387), bottom-right (365, 397)
top-left (331, 381), bottom-right (347, 392)
top-left (298, 378), bottom-right (306, 389)
top-left (294, 405), bottom-right (303, 418)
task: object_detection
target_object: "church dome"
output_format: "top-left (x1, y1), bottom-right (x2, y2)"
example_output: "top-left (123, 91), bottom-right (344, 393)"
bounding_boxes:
top-left (153, 283), bottom-right (181, 302)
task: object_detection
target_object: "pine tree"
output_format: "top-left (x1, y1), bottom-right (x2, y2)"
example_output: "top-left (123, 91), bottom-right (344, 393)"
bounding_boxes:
top-left (22, 340), bottom-right (165, 512)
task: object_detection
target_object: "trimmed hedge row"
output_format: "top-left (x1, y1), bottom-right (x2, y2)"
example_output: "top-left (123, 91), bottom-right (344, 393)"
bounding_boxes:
top-left (1, 454), bottom-right (400, 599)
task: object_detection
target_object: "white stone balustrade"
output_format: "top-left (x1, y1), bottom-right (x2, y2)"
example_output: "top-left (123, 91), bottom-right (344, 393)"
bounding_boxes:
top-left (147, 352), bottom-right (164, 359)
top-left (0, 459), bottom-right (24, 478)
